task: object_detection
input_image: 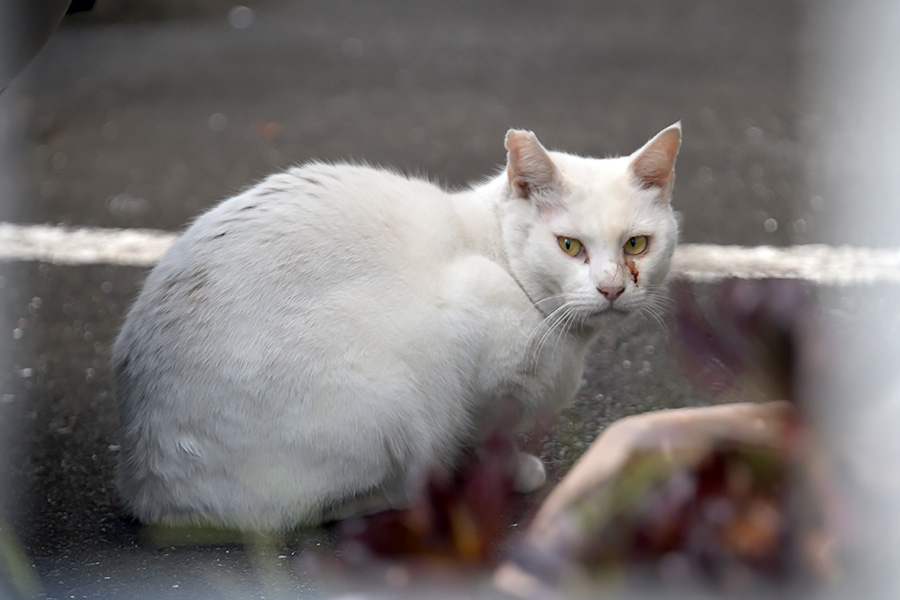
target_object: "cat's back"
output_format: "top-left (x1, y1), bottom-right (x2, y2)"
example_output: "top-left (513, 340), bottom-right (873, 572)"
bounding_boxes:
top-left (116, 162), bottom-right (490, 380)
top-left (135, 162), bottom-right (469, 314)
top-left (194, 162), bottom-right (458, 261)
top-left (120, 162), bottom-right (477, 352)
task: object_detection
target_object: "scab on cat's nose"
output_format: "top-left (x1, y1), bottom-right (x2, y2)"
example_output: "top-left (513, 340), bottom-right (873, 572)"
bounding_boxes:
top-left (597, 285), bottom-right (625, 301)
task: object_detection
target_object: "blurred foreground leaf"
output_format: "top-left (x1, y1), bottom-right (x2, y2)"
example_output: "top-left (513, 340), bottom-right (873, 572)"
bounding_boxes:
top-left (0, 518), bottom-right (41, 598)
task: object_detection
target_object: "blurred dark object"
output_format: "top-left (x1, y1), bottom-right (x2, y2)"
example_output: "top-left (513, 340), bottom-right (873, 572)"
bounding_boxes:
top-left (66, 0), bottom-right (96, 14)
top-left (493, 401), bottom-right (839, 597)
top-left (347, 433), bottom-right (515, 561)
top-left (312, 279), bottom-right (843, 597)
top-left (672, 278), bottom-right (812, 405)
top-left (307, 432), bottom-right (519, 595)
top-left (0, 0), bottom-right (94, 93)
top-left (493, 279), bottom-right (843, 597)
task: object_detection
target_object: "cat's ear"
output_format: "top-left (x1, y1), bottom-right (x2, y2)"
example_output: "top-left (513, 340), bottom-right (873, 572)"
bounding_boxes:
top-left (505, 130), bottom-right (562, 204)
top-left (629, 122), bottom-right (682, 198)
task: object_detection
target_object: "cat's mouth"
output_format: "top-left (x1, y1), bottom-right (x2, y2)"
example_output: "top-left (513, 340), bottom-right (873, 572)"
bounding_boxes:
top-left (589, 303), bottom-right (630, 318)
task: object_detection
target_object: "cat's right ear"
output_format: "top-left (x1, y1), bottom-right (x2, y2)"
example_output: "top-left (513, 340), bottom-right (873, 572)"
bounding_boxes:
top-left (505, 130), bottom-right (562, 204)
top-left (629, 122), bottom-right (682, 199)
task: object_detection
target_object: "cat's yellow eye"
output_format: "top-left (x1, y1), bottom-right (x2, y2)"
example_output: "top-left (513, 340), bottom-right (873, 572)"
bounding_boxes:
top-left (557, 236), bottom-right (583, 257)
top-left (624, 235), bottom-right (648, 255)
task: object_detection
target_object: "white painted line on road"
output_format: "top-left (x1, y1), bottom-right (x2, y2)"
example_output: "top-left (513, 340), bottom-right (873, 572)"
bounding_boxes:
top-left (0, 222), bottom-right (176, 267)
top-left (0, 222), bottom-right (898, 284)
top-left (671, 243), bottom-right (900, 284)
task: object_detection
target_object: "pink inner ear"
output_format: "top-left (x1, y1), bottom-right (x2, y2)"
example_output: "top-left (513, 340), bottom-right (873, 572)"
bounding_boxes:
top-left (505, 130), bottom-right (560, 200)
top-left (631, 127), bottom-right (681, 192)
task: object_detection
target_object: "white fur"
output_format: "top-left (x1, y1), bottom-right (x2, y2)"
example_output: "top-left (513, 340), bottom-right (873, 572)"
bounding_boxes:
top-left (113, 126), bottom-right (680, 532)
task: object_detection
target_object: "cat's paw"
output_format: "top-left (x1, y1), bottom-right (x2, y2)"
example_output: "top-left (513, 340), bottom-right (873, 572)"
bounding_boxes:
top-left (513, 452), bottom-right (546, 493)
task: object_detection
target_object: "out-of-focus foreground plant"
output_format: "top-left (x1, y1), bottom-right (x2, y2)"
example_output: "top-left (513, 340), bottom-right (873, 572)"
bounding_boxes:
top-left (313, 279), bottom-right (849, 598)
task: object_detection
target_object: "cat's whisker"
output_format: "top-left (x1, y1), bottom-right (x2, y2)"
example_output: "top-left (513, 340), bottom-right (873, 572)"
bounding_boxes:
top-left (545, 297), bottom-right (598, 361)
top-left (526, 308), bottom-right (562, 366)
top-left (528, 300), bottom-right (581, 369)
top-left (532, 293), bottom-right (570, 310)
top-left (637, 291), bottom-right (674, 333)
top-left (551, 304), bottom-right (579, 357)
top-left (524, 294), bottom-right (570, 343)
top-left (640, 307), bottom-right (667, 331)
top-left (531, 305), bottom-right (571, 362)
top-left (528, 300), bottom-right (568, 338)
top-left (647, 290), bottom-right (674, 312)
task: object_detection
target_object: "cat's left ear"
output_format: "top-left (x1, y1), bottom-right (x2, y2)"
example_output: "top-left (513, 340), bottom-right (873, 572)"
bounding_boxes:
top-left (629, 122), bottom-right (682, 199)
top-left (505, 129), bottom-right (563, 205)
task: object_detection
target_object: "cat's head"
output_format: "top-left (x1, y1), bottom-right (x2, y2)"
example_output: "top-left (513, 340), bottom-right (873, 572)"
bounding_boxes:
top-left (499, 124), bottom-right (681, 332)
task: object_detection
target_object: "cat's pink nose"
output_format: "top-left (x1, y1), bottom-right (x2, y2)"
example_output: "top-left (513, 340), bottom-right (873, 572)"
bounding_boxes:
top-left (598, 285), bottom-right (625, 301)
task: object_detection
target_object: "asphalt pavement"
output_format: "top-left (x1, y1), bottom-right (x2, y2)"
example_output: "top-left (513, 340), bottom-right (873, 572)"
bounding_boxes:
top-left (1, 1), bottom-right (898, 598)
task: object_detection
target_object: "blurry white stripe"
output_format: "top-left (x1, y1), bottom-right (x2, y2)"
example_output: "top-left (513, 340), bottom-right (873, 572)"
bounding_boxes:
top-left (672, 243), bottom-right (900, 284)
top-left (0, 222), bottom-right (176, 267)
top-left (0, 222), bottom-right (898, 284)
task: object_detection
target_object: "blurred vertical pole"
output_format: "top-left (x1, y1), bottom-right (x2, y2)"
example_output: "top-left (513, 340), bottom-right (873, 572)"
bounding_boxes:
top-left (804, 0), bottom-right (900, 595)
top-left (1, 3), bottom-right (67, 595)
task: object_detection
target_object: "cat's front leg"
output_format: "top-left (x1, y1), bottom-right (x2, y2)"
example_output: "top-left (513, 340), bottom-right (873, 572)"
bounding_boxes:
top-left (512, 451), bottom-right (546, 493)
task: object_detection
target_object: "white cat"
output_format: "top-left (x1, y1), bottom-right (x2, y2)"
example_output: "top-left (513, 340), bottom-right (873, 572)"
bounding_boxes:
top-left (113, 124), bottom-right (681, 532)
